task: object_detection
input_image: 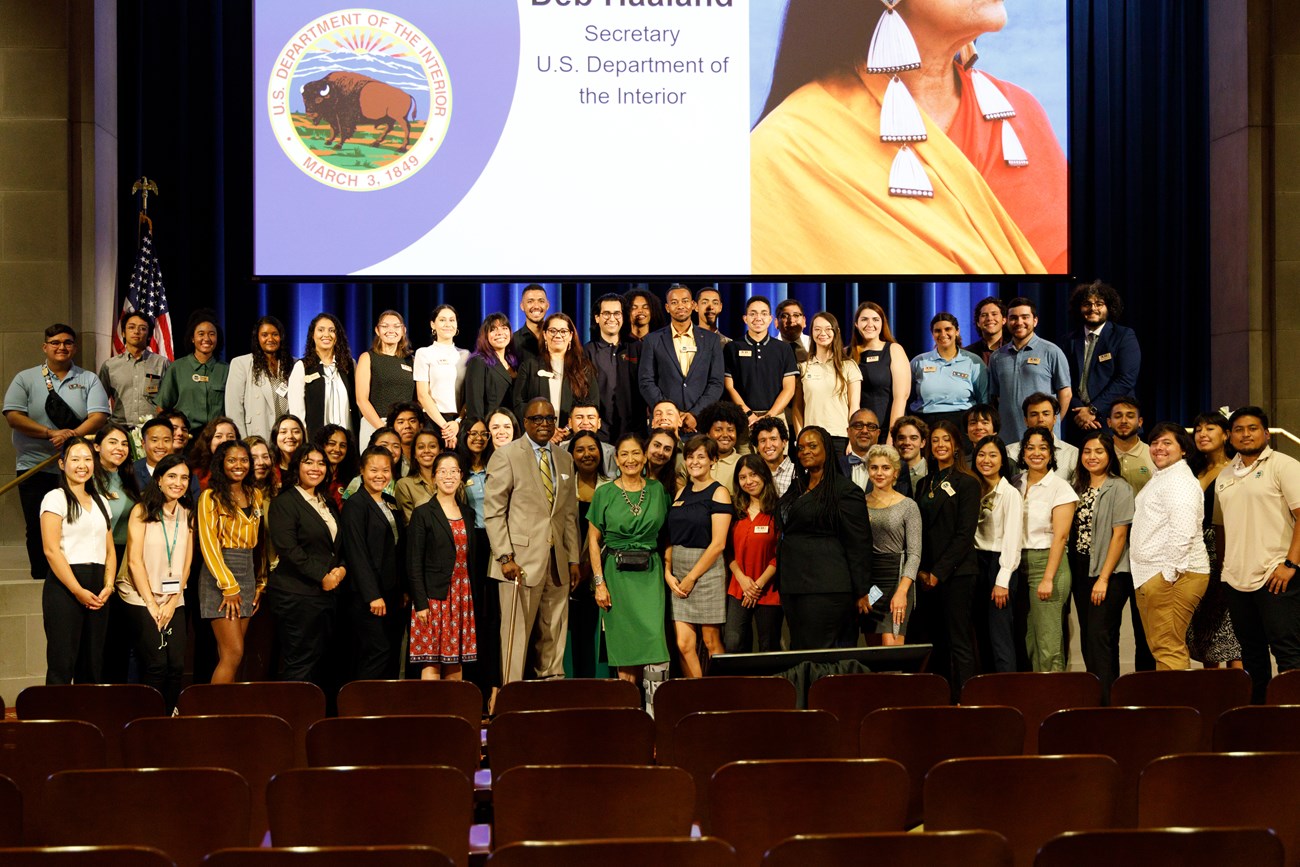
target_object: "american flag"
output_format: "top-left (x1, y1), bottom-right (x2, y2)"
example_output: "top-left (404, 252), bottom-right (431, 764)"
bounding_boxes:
top-left (112, 225), bottom-right (174, 360)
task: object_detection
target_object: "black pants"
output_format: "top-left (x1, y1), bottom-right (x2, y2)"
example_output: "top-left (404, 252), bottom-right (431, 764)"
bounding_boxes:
top-left (1068, 552), bottom-right (1133, 702)
top-left (350, 596), bottom-right (407, 681)
top-left (784, 593), bottom-right (856, 650)
top-left (270, 587), bottom-right (337, 686)
top-left (102, 544), bottom-right (133, 684)
top-left (1226, 582), bottom-right (1300, 704)
top-left (19, 471), bottom-right (60, 579)
top-left (974, 551), bottom-right (1018, 673)
top-left (128, 601), bottom-right (187, 711)
top-left (723, 595), bottom-right (784, 653)
top-left (933, 573), bottom-right (978, 702)
top-left (43, 564), bottom-right (110, 684)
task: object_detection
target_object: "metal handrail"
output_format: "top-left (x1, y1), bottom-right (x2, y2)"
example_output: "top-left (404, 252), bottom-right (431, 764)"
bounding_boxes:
top-left (0, 453), bottom-right (61, 497)
top-left (1272, 428), bottom-right (1300, 448)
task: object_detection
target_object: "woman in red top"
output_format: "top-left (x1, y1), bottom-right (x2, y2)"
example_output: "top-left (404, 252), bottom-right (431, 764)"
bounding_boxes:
top-left (723, 454), bottom-right (782, 653)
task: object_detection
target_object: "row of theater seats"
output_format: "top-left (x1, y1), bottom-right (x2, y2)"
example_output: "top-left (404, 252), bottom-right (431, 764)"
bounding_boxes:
top-left (0, 669), bottom-right (1298, 867)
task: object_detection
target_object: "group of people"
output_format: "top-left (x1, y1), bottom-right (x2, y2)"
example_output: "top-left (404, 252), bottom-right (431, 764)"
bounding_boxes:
top-left (6, 280), bottom-right (1299, 708)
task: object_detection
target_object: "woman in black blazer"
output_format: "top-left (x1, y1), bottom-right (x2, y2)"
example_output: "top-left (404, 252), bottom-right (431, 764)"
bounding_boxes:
top-left (513, 313), bottom-right (600, 437)
top-left (777, 425), bottom-right (874, 650)
top-left (464, 313), bottom-right (518, 421)
top-left (341, 445), bottom-right (407, 680)
top-left (407, 452), bottom-right (479, 681)
top-left (914, 419), bottom-right (982, 700)
top-left (267, 444), bottom-right (346, 686)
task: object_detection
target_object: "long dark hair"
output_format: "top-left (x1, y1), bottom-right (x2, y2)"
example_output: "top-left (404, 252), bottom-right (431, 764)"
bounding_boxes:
top-left (777, 425), bottom-right (844, 532)
top-left (368, 309), bottom-right (413, 359)
top-left (94, 421), bottom-right (141, 504)
top-left (472, 313), bottom-right (518, 369)
top-left (1189, 411), bottom-right (1235, 474)
top-left (410, 427), bottom-right (442, 478)
top-left (188, 416), bottom-right (240, 474)
top-left (314, 424), bottom-right (359, 489)
top-left (1019, 426), bottom-right (1059, 474)
top-left (139, 454), bottom-right (196, 523)
top-left (57, 437), bottom-right (110, 524)
top-left (929, 420), bottom-right (977, 479)
top-left (622, 288), bottom-right (666, 339)
top-left (250, 315), bottom-right (293, 384)
top-left (647, 427), bottom-right (679, 495)
top-left (972, 435), bottom-right (1014, 495)
top-left (734, 453), bottom-right (778, 516)
top-left (848, 301), bottom-right (897, 362)
top-left (456, 416), bottom-right (490, 473)
top-left (432, 452), bottom-right (467, 505)
top-left (206, 440), bottom-right (252, 515)
top-left (302, 312), bottom-right (354, 377)
top-left (270, 414), bottom-right (306, 468)
top-left (568, 430), bottom-right (608, 481)
top-left (1074, 432), bottom-right (1122, 494)
top-left (539, 313), bottom-right (594, 399)
top-left (287, 444), bottom-right (334, 496)
top-left (243, 435), bottom-right (279, 499)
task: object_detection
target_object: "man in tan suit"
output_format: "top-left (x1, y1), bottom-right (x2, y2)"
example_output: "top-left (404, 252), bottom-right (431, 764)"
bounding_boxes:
top-left (485, 398), bottom-right (582, 682)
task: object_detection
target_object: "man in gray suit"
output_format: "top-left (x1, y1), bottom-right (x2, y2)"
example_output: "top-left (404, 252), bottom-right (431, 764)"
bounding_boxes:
top-left (485, 398), bottom-right (582, 682)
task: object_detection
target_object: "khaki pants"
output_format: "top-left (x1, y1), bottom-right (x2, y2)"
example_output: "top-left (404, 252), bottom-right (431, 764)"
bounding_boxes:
top-left (498, 563), bottom-right (570, 684)
top-left (1133, 571), bottom-right (1210, 670)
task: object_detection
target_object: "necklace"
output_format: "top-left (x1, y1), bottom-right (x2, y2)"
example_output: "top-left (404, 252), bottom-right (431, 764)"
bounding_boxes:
top-left (927, 466), bottom-right (953, 499)
top-left (619, 481), bottom-right (647, 517)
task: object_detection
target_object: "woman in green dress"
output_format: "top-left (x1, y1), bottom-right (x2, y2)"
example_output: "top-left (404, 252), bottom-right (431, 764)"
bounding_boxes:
top-left (587, 433), bottom-right (670, 685)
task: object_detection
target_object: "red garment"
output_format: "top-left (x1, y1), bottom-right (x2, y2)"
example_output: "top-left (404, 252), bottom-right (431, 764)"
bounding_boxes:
top-left (409, 518), bottom-right (478, 663)
top-left (727, 512), bottom-right (781, 606)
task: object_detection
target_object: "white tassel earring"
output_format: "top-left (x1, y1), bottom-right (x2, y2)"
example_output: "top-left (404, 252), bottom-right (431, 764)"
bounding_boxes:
top-left (969, 69), bottom-right (1028, 166)
top-left (889, 145), bottom-right (933, 198)
top-left (865, 0), bottom-right (931, 197)
top-left (867, 0), bottom-right (922, 74)
top-left (880, 76), bottom-right (927, 142)
top-left (1001, 121), bottom-right (1029, 167)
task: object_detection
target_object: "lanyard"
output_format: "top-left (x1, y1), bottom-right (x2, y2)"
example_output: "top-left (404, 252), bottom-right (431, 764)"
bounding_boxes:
top-left (160, 506), bottom-right (181, 578)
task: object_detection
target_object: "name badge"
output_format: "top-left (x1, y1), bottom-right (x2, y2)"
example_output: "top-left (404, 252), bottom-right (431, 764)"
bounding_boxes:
top-left (681, 346), bottom-right (697, 354)
top-left (303, 372), bottom-right (321, 384)
top-left (1097, 352), bottom-right (1112, 363)
top-left (275, 382), bottom-right (289, 397)
top-left (437, 357), bottom-right (450, 365)
top-left (538, 369), bottom-right (555, 378)
top-left (191, 374), bottom-right (209, 383)
top-left (66, 382), bottom-right (84, 390)
top-left (941, 481), bottom-right (957, 497)
top-left (400, 364), bottom-right (413, 372)
top-left (753, 523), bottom-right (770, 534)
top-left (866, 355), bottom-right (880, 363)
top-left (1026, 357), bottom-right (1041, 365)
top-left (867, 585), bottom-right (883, 606)
top-left (738, 350), bottom-right (753, 358)
top-left (951, 371), bottom-right (969, 380)
top-left (161, 578), bottom-right (181, 594)
top-left (922, 365), bottom-right (937, 374)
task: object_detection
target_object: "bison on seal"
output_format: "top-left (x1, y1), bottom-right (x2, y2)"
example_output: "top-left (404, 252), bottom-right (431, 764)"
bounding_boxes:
top-left (301, 71), bottom-right (418, 152)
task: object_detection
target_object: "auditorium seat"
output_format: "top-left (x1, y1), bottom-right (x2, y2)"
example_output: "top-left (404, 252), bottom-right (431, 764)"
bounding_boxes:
top-left (0, 775), bottom-right (21, 845)
top-left (0, 846), bottom-right (176, 866)
top-left (671, 710), bottom-right (840, 825)
top-left (267, 766), bottom-right (472, 867)
top-left (203, 846), bottom-right (454, 866)
top-left (1266, 669), bottom-right (1300, 705)
top-left (859, 705), bottom-right (1024, 827)
top-left (0, 720), bottom-right (106, 834)
top-left (761, 831), bottom-right (1012, 867)
top-left (706, 759), bottom-right (908, 865)
top-left (807, 672), bottom-right (950, 756)
top-left (1034, 827), bottom-right (1283, 867)
top-left (1139, 752), bottom-right (1300, 866)
top-left (35, 767), bottom-right (249, 867)
top-left (1038, 706), bottom-right (1202, 826)
top-left (960, 672), bottom-right (1102, 753)
top-left (121, 714), bottom-right (294, 845)
top-left (489, 709), bottom-right (653, 777)
top-left (493, 679), bottom-right (640, 715)
top-left (654, 677), bottom-right (796, 761)
top-left (1215, 705), bottom-right (1300, 752)
top-left (16, 684), bottom-right (165, 766)
top-left (177, 682), bottom-right (326, 767)
top-left (337, 680), bottom-right (482, 725)
top-left (486, 837), bottom-right (735, 866)
top-left (1109, 669), bottom-right (1251, 749)
top-left (305, 716), bottom-right (479, 779)
top-left (492, 765), bottom-right (694, 848)
top-left (925, 755), bottom-right (1120, 867)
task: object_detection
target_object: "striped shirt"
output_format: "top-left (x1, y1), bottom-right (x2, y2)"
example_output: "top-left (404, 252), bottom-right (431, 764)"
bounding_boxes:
top-left (197, 487), bottom-right (264, 596)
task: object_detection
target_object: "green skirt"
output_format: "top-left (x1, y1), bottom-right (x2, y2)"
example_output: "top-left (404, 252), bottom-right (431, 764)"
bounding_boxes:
top-left (599, 551), bottom-right (670, 667)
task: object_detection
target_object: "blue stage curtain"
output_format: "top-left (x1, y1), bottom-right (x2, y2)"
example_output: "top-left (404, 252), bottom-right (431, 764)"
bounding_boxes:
top-left (119, 0), bottom-right (1209, 425)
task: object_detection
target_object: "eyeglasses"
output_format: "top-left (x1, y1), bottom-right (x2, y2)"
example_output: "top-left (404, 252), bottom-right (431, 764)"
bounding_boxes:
top-left (546, 328), bottom-right (571, 336)
top-left (45, 339), bottom-right (75, 347)
top-left (596, 311), bottom-right (622, 319)
top-left (435, 468), bottom-right (462, 477)
top-left (849, 422), bottom-right (881, 432)
top-left (525, 415), bottom-right (558, 424)
top-left (466, 430), bottom-right (489, 438)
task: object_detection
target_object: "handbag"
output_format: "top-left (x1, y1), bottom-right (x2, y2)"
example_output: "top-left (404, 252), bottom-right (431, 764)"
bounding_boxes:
top-left (613, 550), bottom-right (651, 571)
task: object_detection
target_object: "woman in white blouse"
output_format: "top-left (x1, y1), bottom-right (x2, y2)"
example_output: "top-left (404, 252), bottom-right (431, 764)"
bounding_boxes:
top-left (413, 304), bottom-right (469, 449)
top-left (288, 313), bottom-right (355, 439)
top-left (1130, 422), bottom-right (1210, 670)
top-left (973, 435), bottom-right (1023, 673)
top-left (796, 312), bottom-right (861, 454)
top-left (1017, 426), bottom-right (1078, 672)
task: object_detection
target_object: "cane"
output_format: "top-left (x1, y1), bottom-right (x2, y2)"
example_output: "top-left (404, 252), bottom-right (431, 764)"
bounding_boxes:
top-left (503, 569), bottom-right (524, 685)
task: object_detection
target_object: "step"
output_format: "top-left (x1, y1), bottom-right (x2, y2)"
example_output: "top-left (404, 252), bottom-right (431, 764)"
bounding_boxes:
top-left (0, 547), bottom-right (46, 692)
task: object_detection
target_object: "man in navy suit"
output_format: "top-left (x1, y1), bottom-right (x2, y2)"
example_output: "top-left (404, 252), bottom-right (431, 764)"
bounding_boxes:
top-left (638, 284), bottom-right (724, 433)
top-left (1063, 280), bottom-right (1141, 445)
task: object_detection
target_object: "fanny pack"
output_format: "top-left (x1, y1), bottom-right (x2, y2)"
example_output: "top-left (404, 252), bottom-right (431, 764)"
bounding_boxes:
top-left (612, 550), bottom-right (651, 572)
top-left (42, 365), bottom-right (85, 431)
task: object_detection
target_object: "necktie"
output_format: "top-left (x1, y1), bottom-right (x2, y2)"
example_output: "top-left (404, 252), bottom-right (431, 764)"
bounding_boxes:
top-left (1080, 333), bottom-right (1097, 404)
top-left (538, 447), bottom-right (554, 506)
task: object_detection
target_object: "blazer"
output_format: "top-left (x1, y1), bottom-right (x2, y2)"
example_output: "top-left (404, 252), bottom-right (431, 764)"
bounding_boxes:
top-left (463, 354), bottom-right (516, 421)
top-left (406, 496), bottom-right (477, 608)
top-left (1074, 475), bottom-right (1136, 577)
top-left (225, 353), bottom-right (287, 442)
top-left (637, 325), bottom-right (725, 417)
top-left (341, 491), bottom-right (404, 606)
top-left (1064, 322), bottom-right (1141, 417)
top-left (268, 488), bottom-right (345, 596)
top-left (915, 470), bottom-right (981, 581)
top-left (776, 474), bottom-right (873, 597)
top-left (483, 436), bottom-right (581, 588)
top-left (513, 356), bottom-right (601, 427)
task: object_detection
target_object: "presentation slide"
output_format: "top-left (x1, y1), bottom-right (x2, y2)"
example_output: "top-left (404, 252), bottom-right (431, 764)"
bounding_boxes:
top-left (253, 1), bottom-right (1068, 278)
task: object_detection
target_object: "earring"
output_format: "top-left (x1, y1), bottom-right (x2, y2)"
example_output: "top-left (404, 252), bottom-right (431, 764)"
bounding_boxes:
top-left (865, 0), bottom-right (932, 198)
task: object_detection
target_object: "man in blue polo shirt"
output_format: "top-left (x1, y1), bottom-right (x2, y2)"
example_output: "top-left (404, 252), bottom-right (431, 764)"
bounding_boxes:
top-left (3, 323), bottom-right (109, 578)
top-left (988, 297), bottom-right (1072, 443)
top-left (724, 296), bottom-right (798, 429)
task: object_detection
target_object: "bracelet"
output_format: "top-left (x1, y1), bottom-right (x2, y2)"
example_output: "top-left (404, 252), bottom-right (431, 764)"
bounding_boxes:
top-left (592, 575), bottom-right (606, 587)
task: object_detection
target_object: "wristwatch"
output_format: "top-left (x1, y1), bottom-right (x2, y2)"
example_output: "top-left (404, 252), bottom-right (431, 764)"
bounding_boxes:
top-left (497, 553), bottom-right (514, 564)
top-left (1285, 560), bottom-right (1298, 571)
top-left (592, 575), bottom-right (606, 587)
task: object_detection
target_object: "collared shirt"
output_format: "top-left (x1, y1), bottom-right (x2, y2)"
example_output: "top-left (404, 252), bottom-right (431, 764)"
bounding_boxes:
top-left (964, 337), bottom-right (1005, 367)
top-left (670, 322), bottom-right (697, 376)
top-left (975, 476), bottom-right (1023, 587)
top-left (768, 456), bottom-right (795, 496)
top-left (4, 363), bottom-right (110, 472)
top-left (1007, 440), bottom-right (1079, 486)
top-left (845, 450), bottom-right (870, 490)
top-left (1131, 460), bottom-right (1209, 589)
top-left (908, 349), bottom-right (989, 414)
top-left (99, 350), bottom-right (170, 426)
top-left (196, 487), bottom-right (264, 595)
top-left (1017, 470), bottom-right (1079, 549)
top-left (988, 335), bottom-right (1071, 442)
top-left (1114, 438), bottom-right (1156, 494)
top-left (724, 333), bottom-right (798, 413)
top-left (800, 355), bottom-right (863, 437)
top-left (1215, 447), bottom-right (1300, 592)
top-left (157, 354), bottom-right (229, 431)
top-left (528, 437), bottom-right (556, 486)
